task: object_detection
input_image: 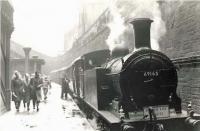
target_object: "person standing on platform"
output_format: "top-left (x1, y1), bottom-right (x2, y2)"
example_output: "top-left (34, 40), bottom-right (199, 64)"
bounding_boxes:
top-left (61, 75), bottom-right (70, 100)
top-left (11, 71), bottom-right (24, 112)
top-left (30, 71), bottom-right (43, 111)
top-left (42, 76), bottom-right (51, 100)
top-left (23, 73), bottom-right (31, 111)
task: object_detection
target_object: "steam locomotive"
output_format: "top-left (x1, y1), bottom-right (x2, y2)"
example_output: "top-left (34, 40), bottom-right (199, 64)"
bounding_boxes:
top-left (51, 18), bottom-right (200, 131)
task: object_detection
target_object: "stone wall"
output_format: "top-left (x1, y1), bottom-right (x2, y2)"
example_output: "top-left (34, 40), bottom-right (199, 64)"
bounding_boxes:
top-left (159, 1), bottom-right (200, 112)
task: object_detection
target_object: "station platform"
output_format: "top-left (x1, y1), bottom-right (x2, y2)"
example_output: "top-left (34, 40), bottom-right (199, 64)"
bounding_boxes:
top-left (0, 83), bottom-right (94, 131)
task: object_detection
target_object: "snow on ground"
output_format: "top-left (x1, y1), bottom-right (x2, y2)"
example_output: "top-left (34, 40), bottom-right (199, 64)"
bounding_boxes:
top-left (0, 83), bottom-right (94, 131)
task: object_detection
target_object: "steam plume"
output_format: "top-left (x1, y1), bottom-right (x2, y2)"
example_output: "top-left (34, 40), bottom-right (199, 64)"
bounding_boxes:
top-left (106, 0), bottom-right (166, 51)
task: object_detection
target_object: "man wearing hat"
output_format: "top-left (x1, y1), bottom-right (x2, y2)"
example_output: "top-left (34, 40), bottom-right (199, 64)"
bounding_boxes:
top-left (11, 71), bottom-right (24, 112)
top-left (30, 71), bottom-right (43, 111)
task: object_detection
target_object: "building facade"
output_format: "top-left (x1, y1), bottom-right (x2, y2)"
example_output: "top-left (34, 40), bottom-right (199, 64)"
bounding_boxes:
top-left (0, 0), bottom-right (14, 114)
top-left (56, 9), bottom-right (111, 71)
top-left (64, 0), bottom-right (109, 52)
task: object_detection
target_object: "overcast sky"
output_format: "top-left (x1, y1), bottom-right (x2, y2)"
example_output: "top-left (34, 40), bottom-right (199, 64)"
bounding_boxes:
top-left (11, 0), bottom-right (81, 57)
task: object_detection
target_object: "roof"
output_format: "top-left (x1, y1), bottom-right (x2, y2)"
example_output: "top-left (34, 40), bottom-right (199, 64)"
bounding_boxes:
top-left (10, 41), bottom-right (52, 60)
top-left (10, 58), bottom-right (45, 65)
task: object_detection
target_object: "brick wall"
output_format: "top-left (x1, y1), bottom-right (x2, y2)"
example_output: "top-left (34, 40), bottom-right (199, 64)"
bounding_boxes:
top-left (159, 1), bottom-right (200, 112)
top-left (159, 1), bottom-right (200, 58)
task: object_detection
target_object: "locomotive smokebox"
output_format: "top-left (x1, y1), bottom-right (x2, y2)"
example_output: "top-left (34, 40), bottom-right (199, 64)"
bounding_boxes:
top-left (130, 18), bottom-right (153, 49)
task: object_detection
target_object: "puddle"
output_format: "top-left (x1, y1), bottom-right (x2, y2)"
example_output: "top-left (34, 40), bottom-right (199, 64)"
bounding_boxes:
top-left (61, 100), bottom-right (85, 119)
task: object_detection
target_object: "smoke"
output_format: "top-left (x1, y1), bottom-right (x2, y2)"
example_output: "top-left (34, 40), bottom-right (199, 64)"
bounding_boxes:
top-left (106, 0), bottom-right (166, 51)
top-left (106, 1), bottom-right (126, 51)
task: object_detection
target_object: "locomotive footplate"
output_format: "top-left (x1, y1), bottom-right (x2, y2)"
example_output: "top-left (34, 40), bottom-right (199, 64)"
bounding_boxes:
top-left (122, 110), bottom-right (200, 131)
top-left (79, 98), bottom-right (200, 131)
top-left (94, 108), bottom-right (200, 131)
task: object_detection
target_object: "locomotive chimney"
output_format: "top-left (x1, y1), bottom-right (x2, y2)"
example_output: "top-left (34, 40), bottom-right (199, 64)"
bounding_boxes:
top-left (130, 18), bottom-right (153, 49)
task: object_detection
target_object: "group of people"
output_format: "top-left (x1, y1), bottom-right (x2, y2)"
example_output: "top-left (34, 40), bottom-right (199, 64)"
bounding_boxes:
top-left (11, 71), bottom-right (51, 112)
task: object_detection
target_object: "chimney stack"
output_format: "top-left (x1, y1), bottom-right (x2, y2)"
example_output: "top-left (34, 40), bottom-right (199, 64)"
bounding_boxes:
top-left (23, 47), bottom-right (31, 74)
top-left (130, 18), bottom-right (153, 49)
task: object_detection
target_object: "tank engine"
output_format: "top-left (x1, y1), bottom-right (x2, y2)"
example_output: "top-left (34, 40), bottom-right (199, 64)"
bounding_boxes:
top-left (52, 18), bottom-right (200, 131)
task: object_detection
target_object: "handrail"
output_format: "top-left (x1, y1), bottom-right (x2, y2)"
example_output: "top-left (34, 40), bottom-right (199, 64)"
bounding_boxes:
top-left (172, 55), bottom-right (200, 65)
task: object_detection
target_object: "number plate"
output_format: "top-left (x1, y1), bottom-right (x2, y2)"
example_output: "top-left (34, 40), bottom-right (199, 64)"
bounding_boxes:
top-left (143, 105), bottom-right (169, 118)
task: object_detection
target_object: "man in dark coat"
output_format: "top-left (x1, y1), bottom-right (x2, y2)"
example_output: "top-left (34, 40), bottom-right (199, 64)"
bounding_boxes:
top-left (11, 71), bottom-right (24, 112)
top-left (61, 76), bottom-right (70, 99)
top-left (23, 73), bottom-right (31, 111)
top-left (30, 71), bottom-right (43, 111)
